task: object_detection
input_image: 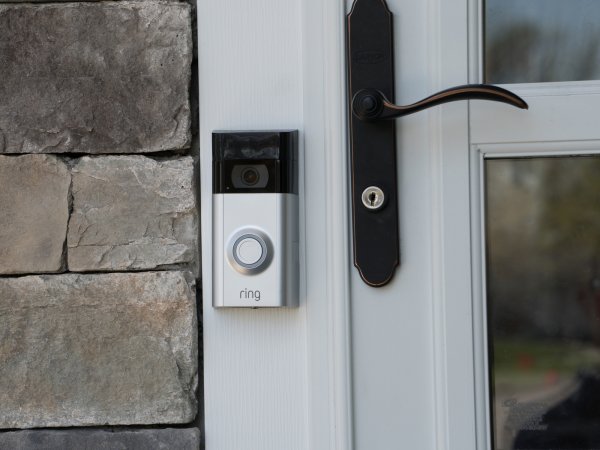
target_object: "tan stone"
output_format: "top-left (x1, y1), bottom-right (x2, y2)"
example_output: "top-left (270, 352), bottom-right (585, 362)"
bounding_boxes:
top-left (67, 156), bottom-right (197, 272)
top-left (0, 271), bottom-right (197, 428)
top-left (0, 154), bottom-right (70, 274)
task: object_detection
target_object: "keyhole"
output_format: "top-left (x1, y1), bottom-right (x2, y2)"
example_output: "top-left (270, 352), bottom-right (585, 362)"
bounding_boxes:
top-left (369, 192), bottom-right (377, 206)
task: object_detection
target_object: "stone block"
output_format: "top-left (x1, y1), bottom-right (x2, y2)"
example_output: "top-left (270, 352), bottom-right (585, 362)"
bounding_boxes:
top-left (0, 271), bottom-right (197, 428)
top-left (2, 0), bottom-right (181, 2)
top-left (0, 155), bottom-right (70, 274)
top-left (0, 428), bottom-right (200, 450)
top-left (0, 2), bottom-right (192, 154)
top-left (68, 156), bottom-right (197, 271)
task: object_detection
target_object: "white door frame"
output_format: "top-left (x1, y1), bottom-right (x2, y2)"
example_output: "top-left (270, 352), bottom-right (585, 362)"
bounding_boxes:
top-left (198, 0), bottom-right (353, 448)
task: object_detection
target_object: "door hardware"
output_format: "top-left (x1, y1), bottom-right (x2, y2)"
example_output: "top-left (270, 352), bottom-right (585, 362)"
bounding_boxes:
top-left (347, 0), bottom-right (528, 287)
top-left (352, 86), bottom-right (527, 121)
top-left (361, 186), bottom-right (385, 211)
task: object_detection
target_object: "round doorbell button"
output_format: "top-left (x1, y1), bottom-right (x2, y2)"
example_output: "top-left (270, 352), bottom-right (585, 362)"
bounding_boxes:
top-left (235, 237), bottom-right (263, 265)
top-left (227, 229), bottom-right (272, 274)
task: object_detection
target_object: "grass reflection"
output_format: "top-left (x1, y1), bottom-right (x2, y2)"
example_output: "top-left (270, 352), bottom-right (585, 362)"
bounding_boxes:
top-left (493, 338), bottom-right (600, 389)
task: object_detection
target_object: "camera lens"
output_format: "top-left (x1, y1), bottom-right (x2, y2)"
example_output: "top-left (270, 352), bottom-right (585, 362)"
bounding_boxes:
top-left (241, 167), bottom-right (260, 186)
top-left (231, 164), bottom-right (269, 189)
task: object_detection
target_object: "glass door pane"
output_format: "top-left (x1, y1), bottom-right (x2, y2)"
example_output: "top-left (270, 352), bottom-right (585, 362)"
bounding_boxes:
top-left (485, 0), bottom-right (600, 83)
top-left (485, 156), bottom-right (600, 450)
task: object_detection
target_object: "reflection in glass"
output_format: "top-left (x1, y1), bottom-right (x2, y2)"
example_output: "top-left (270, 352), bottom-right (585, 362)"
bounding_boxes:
top-left (485, 156), bottom-right (600, 450)
top-left (485, 0), bottom-right (600, 83)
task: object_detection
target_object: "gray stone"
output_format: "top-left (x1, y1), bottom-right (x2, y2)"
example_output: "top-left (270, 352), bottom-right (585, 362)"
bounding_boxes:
top-left (0, 428), bottom-right (200, 450)
top-left (0, 155), bottom-right (70, 274)
top-left (2, 0), bottom-right (181, 2)
top-left (0, 271), bottom-right (197, 428)
top-left (68, 156), bottom-right (197, 272)
top-left (0, 2), bottom-right (192, 154)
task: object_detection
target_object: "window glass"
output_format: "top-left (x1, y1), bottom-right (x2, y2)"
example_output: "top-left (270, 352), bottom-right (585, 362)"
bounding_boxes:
top-left (485, 0), bottom-right (600, 83)
top-left (485, 156), bottom-right (600, 450)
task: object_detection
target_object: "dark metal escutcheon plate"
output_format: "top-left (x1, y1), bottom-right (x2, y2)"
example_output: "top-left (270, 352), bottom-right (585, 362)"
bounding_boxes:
top-left (347, 0), bottom-right (399, 287)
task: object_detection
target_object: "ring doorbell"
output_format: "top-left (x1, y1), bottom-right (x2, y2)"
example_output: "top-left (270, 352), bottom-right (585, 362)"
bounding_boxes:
top-left (212, 130), bottom-right (299, 308)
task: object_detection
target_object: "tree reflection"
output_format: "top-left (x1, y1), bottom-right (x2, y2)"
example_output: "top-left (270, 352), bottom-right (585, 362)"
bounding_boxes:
top-left (485, 2), bottom-right (600, 83)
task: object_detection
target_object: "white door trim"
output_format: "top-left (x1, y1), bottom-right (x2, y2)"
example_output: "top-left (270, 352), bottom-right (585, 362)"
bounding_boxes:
top-left (198, 0), bottom-right (354, 448)
top-left (434, 0), bottom-right (479, 449)
top-left (302, 0), bottom-right (354, 448)
top-left (198, 1), bottom-right (308, 448)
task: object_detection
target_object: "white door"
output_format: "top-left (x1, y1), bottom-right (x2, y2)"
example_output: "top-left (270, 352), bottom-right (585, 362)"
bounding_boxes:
top-left (348, 0), bottom-right (600, 449)
top-left (198, 0), bottom-right (600, 449)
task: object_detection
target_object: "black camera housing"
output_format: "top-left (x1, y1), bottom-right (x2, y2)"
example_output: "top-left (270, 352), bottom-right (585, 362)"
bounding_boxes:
top-left (212, 130), bottom-right (298, 194)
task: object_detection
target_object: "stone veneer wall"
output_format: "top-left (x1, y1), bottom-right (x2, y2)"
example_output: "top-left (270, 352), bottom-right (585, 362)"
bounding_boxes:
top-left (0, 1), bottom-right (200, 449)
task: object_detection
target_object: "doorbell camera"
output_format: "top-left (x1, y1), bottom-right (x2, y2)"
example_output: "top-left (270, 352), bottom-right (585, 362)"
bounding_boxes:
top-left (212, 130), bottom-right (299, 308)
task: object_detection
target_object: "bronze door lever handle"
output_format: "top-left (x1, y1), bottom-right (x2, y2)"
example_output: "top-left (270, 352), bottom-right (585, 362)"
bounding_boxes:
top-left (352, 84), bottom-right (528, 121)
